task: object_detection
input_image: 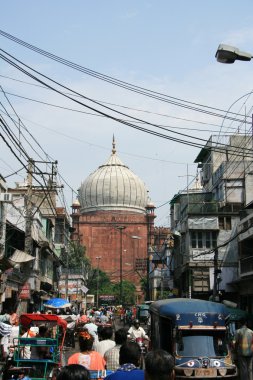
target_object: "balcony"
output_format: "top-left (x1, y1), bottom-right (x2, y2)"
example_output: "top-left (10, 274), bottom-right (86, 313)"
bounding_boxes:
top-left (240, 256), bottom-right (253, 277)
top-left (187, 202), bottom-right (242, 215)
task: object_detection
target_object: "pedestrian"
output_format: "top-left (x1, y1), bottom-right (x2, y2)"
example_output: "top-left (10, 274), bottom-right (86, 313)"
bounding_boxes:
top-left (30, 325), bottom-right (51, 359)
top-left (104, 328), bottom-right (128, 371)
top-left (85, 317), bottom-right (99, 344)
top-left (77, 310), bottom-right (88, 325)
top-left (56, 364), bottom-right (90, 380)
top-left (8, 318), bottom-right (20, 358)
top-left (68, 329), bottom-right (106, 371)
top-left (93, 326), bottom-right (115, 357)
top-left (104, 341), bottom-right (144, 380)
top-left (145, 349), bottom-right (175, 380)
top-left (17, 369), bottom-right (31, 380)
top-left (234, 317), bottom-right (253, 380)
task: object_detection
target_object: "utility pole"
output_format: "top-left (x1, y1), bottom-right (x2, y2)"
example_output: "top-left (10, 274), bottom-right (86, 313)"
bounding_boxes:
top-left (213, 248), bottom-right (221, 301)
top-left (96, 256), bottom-right (102, 308)
top-left (116, 226), bottom-right (126, 305)
top-left (65, 247), bottom-right (69, 300)
top-left (25, 159), bottom-right (34, 256)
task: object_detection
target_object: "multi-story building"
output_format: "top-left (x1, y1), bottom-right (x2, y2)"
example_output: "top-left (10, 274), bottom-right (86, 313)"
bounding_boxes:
top-left (149, 228), bottom-right (174, 300)
top-left (170, 134), bottom-right (253, 303)
top-left (0, 177), bottom-right (71, 313)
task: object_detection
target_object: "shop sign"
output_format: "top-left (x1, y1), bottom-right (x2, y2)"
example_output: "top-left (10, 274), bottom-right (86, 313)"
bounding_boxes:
top-left (99, 295), bottom-right (115, 301)
top-left (19, 282), bottom-right (30, 299)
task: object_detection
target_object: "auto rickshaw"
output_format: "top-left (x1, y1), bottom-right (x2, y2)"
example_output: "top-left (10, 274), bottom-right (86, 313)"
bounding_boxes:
top-left (2, 313), bottom-right (67, 380)
top-left (136, 304), bottom-right (150, 324)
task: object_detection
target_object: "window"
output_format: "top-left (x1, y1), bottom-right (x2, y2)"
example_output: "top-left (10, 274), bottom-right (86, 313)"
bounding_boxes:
top-left (206, 231), bottom-right (217, 248)
top-left (219, 216), bottom-right (231, 230)
top-left (191, 231), bottom-right (203, 248)
top-left (190, 231), bottom-right (217, 249)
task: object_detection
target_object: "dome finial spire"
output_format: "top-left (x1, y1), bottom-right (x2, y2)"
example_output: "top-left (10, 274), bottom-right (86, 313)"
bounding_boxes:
top-left (112, 135), bottom-right (116, 154)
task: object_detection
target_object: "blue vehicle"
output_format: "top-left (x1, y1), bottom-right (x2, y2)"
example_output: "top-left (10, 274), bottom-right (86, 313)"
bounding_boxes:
top-left (149, 298), bottom-right (237, 379)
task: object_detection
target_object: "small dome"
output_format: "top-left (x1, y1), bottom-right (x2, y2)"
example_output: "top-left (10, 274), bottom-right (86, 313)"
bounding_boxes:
top-left (78, 139), bottom-right (150, 214)
top-left (72, 198), bottom-right (80, 207)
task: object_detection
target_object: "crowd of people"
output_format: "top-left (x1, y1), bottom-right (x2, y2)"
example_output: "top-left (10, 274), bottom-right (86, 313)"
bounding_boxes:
top-left (56, 306), bottom-right (175, 380)
top-left (3, 305), bottom-right (253, 380)
top-left (0, 305), bottom-right (175, 380)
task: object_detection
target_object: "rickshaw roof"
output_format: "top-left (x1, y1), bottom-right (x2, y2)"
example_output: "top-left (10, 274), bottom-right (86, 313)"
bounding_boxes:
top-left (225, 307), bottom-right (253, 322)
top-left (137, 304), bottom-right (150, 310)
top-left (20, 313), bottom-right (67, 329)
top-left (150, 298), bottom-right (228, 318)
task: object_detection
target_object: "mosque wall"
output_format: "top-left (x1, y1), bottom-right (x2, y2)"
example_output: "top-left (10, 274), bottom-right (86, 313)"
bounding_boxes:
top-left (77, 210), bottom-right (149, 291)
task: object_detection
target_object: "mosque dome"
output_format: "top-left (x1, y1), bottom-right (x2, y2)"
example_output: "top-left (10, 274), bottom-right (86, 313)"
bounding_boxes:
top-left (78, 139), bottom-right (150, 214)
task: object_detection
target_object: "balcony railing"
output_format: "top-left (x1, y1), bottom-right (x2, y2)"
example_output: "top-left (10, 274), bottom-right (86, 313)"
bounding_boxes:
top-left (187, 202), bottom-right (242, 215)
top-left (240, 256), bottom-right (253, 277)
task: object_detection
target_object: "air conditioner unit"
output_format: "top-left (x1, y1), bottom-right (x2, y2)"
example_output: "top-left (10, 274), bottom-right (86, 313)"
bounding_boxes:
top-left (0, 193), bottom-right (13, 202)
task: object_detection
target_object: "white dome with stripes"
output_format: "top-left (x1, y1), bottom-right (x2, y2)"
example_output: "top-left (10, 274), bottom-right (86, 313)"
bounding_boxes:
top-left (78, 139), bottom-right (149, 214)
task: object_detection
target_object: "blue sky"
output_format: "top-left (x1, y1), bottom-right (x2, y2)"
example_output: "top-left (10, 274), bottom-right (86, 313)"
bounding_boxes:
top-left (1, 1), bottom-right (253, 226)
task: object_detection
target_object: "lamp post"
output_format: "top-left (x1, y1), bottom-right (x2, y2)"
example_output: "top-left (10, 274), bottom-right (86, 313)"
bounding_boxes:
top-left (96, 256), bottom-right (102, 308)
top-left (115, 226), bottom-right (126, 305)
top-left (215, 44), bottom-right (252, 64)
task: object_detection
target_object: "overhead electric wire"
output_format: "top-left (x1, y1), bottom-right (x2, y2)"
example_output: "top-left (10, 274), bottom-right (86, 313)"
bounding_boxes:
top-left (1, 49), bottom-right (253, 158)
top-left (1, 89), bottom-right (245, 135)
top-left (1, 86), bottom-right (74, 217)
top-left (1, 31), bottom-right (253, 215)
top-left (0, 50), bottom-right (208, 150)
top-left (0, 73), bottom-right (244, 133)
top-left (0, 29), bottom-right (251, 124)
top-left (0, 97), bottom-right (59, 216)
top-left (0, 114), bottom-right (58, 216)
top-left (0, 85), bottom-right (53, 162)
top-left (1, 48), bottom-right (253, 217)
top-left (0, 48), bottom-right (218, 145)
top-left (0, 101), bottom-right (46, 162)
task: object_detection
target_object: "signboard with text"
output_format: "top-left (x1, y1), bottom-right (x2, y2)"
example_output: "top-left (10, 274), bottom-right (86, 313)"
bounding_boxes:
top-left (19, 282), bottom-right (30, 299)
top-left (99, 295), bottom-right (115, 301)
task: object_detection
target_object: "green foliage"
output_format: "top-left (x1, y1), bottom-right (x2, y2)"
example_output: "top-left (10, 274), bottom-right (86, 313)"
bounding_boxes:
top-left (140, 278), bottom-right (147, 294)
top-left (113, 280), bottom-right (136, 305)
top-left (87, 269), bottom-right (112, 294)
top-left (87, 268), bottom-right (136, 305)
top-left (62, 242), bottom-right (90, 276)
top-left (62, 243), bottom-right (138, 304)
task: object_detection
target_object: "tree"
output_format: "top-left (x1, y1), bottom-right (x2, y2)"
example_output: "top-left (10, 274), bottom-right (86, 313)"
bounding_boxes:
top-left (87, 268), bottom-right (112, 295)
top-left (113, 280), bottom-right (136, 305)
top-left (67, 241), bottom-right (88, 270)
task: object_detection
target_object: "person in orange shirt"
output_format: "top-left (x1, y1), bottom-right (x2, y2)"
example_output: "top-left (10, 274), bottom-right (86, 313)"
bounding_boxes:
top-left (68, 329), bottom-right (106, 371)
top-left (76, 310), bottom-right (88, 325)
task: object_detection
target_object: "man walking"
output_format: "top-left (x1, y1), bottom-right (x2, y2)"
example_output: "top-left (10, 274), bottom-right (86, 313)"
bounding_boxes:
top-left (235, 317), bottom-right (253, 380)
top-left (104, 328), bottom-right (128, 371)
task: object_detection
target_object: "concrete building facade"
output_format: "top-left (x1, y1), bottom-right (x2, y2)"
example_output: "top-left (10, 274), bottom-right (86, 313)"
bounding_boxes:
top-left (170, 134), bottom-right (253, 304)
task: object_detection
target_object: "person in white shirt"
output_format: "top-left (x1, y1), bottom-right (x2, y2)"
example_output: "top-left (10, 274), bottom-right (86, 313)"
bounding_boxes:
top-left (85, 317), bottom-right (98, 343)
top-left (128, 319), bottom-right (149, 341)
top-left (93, 326), bottom-right (115, 356)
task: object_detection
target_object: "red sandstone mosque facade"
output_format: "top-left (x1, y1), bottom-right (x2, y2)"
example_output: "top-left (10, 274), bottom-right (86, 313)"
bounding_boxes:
top-left (71, 139), bottom-right (156, 301)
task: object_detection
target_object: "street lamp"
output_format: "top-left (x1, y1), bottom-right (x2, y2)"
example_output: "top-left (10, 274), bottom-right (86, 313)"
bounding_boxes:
top-left (115, 226), bottom-right (126, 305)
top-left (95, 256), bottom-right (102, 308)
top-left (215, 44), bottom-right (252, 64)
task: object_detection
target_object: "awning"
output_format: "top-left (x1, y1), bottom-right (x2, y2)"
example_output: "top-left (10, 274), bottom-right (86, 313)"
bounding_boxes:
top-left (9, 249), bottom-right (35, 263)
